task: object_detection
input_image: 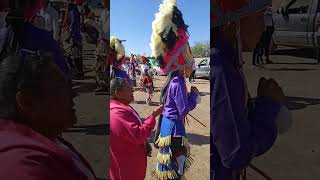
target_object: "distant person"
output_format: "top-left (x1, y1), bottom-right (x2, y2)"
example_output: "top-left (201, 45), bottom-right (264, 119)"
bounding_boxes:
top-left (94, 0), bottom-right (109, 92)
top-left (110, 77), bottom-right (163, 180)
top-left (189, 61), bottom-right (196, 83)
top-left (142, 69), bottom-right (155, 105)
top-left (130, 54), bottom-right (137, 86)
top-left (109, 36), bottom-right (132, 86)
top-left (140, 56), bottom-right (150, 75)
top-left (139, 56), bottom-right (149, 87)
top-left (263, 5), bottom-right (274, 63)
top-left (2, 0), bottom-right (71, 80)
top-left (65, 1), bottom-right (84, 78)
top-left (40, 0), bottom-right (60, 41)
top-left (253, 31), bottom-right (267, 66)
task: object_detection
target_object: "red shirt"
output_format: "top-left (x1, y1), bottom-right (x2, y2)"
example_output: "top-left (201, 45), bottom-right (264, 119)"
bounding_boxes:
top-left (143, 76), bottom-right (153, 87)
top-left (0, 120), bottom-right (95, 180)
top-left (110, 99), bottom-right (156, 180)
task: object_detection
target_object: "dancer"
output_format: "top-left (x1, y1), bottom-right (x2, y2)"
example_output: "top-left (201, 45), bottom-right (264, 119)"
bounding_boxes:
top-left (142, 69), bottom-right (155, 105)
top-left (139, 56), bottom-right (149, 88)
top-left (211, 0), bottom-right (292, 180)
top-left (94, 0), bottom-right (109, 92)
top-left (65, 0), bottom-right (83, 78)
top-left (109, 36), bottom-right (131, 86)
top-left (130, 54), bottom-right (137, 86)
top-left (150, 0), bottom-right (201, 179)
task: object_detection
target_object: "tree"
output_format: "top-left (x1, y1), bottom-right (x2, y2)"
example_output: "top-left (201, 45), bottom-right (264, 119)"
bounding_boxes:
top-left (191, 41), bottom-right (210, 58)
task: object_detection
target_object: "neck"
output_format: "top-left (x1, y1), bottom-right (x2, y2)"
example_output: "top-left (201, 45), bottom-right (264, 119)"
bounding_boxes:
top-left (17, 113), bottom-right (60, 140)
top-left (111, 98), bottom-right (129, 106)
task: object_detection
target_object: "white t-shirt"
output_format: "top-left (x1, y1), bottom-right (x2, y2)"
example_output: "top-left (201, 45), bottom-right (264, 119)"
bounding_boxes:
top-left (141, 64), bottom-right (149, 75)
top-left (264, 8), bottom-right (274, 27)
top-left (40, 6), bottom-right (60, 41)
top-left (192, 63), bottom-right (196, 70)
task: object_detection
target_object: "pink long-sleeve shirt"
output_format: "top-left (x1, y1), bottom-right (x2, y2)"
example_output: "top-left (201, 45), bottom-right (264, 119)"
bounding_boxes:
top-left (0, 119), bottom-right (96, 180)
top-left (110, 99), bottom-right (156, 180)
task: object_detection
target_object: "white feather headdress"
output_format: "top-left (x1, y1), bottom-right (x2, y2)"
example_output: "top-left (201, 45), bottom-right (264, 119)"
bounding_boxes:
top-left (110, 36), bottom-right (125, 61)
top-left (150, 0), bottom-right (178, 58)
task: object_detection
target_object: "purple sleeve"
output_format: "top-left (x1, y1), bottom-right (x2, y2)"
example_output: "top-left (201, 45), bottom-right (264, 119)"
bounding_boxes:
top-left (172, 80), bottom-right (197, 117)
top-left (211, 65), bottom-right (281, 169)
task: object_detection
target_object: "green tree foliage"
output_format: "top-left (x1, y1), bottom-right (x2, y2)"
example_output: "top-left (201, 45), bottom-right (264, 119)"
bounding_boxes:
top-left (191, 41), bottom-right (210, 58)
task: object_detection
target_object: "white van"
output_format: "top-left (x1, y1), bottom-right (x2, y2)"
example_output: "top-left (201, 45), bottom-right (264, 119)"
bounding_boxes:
top-left (272, 0), bottom-right (320, 53)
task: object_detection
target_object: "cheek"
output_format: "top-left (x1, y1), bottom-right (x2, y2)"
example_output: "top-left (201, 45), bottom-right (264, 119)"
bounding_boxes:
top-left (39, 96), bottom-right (69, 112)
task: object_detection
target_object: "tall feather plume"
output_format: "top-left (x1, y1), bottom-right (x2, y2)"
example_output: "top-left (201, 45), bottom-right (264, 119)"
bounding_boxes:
top-left (110, 36), bottom-right (125, 61)
top-left (150, 0), bottom-right (188, 68)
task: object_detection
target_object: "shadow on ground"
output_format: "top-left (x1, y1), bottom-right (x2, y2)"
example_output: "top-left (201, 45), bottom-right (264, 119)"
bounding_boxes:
top-left (286, 96), bottom-right (320, 110)
top-left (199, 92), bottom-right (210, 97)
top-left (190, 82), bottom-right (209, 85)
top-left (65, 124), bottom-right (109, 135)
top-left (273, 48), bottom-right (319, 60)
top-left (73, 81), bottom-right (97, 93)
top-left (259, 67), bottom-right (317, 71)
top-left (187, 133), bottom-right (210, 146)
top-left (133, 100), bottom-right (160, 107)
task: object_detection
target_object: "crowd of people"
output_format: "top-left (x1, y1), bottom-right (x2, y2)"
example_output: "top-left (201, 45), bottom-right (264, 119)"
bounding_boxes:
top-left (0, 0), bottom-right (110, 179)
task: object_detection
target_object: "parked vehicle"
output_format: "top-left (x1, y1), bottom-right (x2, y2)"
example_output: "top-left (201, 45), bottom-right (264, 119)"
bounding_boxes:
top-left (194, 58), bottom-right (210, 79)
top-left (272, 0), bottom-right (320, 54)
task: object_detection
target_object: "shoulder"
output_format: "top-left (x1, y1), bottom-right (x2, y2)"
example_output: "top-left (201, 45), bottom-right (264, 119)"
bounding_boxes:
top-left (170, 75), bottom-right (184, 87)
top-left (0, 122), bottom-right (69, 171)
top-left (23, 23), bottom-right (56, 44)
top-left (110, 100), bottom-right (130, 114)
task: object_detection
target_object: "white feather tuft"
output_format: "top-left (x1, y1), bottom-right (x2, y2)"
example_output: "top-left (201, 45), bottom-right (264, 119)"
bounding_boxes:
top-left (150, 0), bottom-right (178, 57)
top-left (110, 36), bottom-right (125, 60)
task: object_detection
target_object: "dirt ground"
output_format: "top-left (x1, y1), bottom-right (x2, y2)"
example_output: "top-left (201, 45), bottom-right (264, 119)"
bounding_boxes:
top-left (130, 75), bottom-right (210, 180)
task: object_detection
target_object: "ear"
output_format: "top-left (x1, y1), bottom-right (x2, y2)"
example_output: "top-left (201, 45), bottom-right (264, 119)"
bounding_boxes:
top-left (114, 89), bottom-right (122, 99)
top-left (16, 92), bottom-right (34, 112)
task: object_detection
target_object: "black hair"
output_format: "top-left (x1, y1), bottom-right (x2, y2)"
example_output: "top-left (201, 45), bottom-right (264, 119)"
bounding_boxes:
top-left (159, 6), bottom-right (189, 53)
top-left (110, 77), bottom-right (128, 99)
top-left (0, 53), bottom-right (53, 120)
top-left (159, 69), bottom-right (180, 104)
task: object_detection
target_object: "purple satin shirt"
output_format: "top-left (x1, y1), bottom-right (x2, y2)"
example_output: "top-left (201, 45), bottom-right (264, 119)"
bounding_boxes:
top-left (210, 32), bottom-right (281, 180)
top-left (162, 73), bottom-right (198, 121)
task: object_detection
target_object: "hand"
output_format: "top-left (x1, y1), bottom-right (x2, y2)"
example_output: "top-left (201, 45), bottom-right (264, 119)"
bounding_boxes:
top-left (146, 143), bottom-right (152, 157)
top-left (152, 105), bottom-right (163, 117)
top-left (258, 77), bottom-right (286, 104)
top-left (190, 86), bottom-right (199, 94)
top-left (257, 77), bottom-right (268, 96)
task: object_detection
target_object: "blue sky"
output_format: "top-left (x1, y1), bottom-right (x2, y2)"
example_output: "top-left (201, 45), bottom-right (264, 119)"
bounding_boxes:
top-left (110, 0), bottom-right (210, 56)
